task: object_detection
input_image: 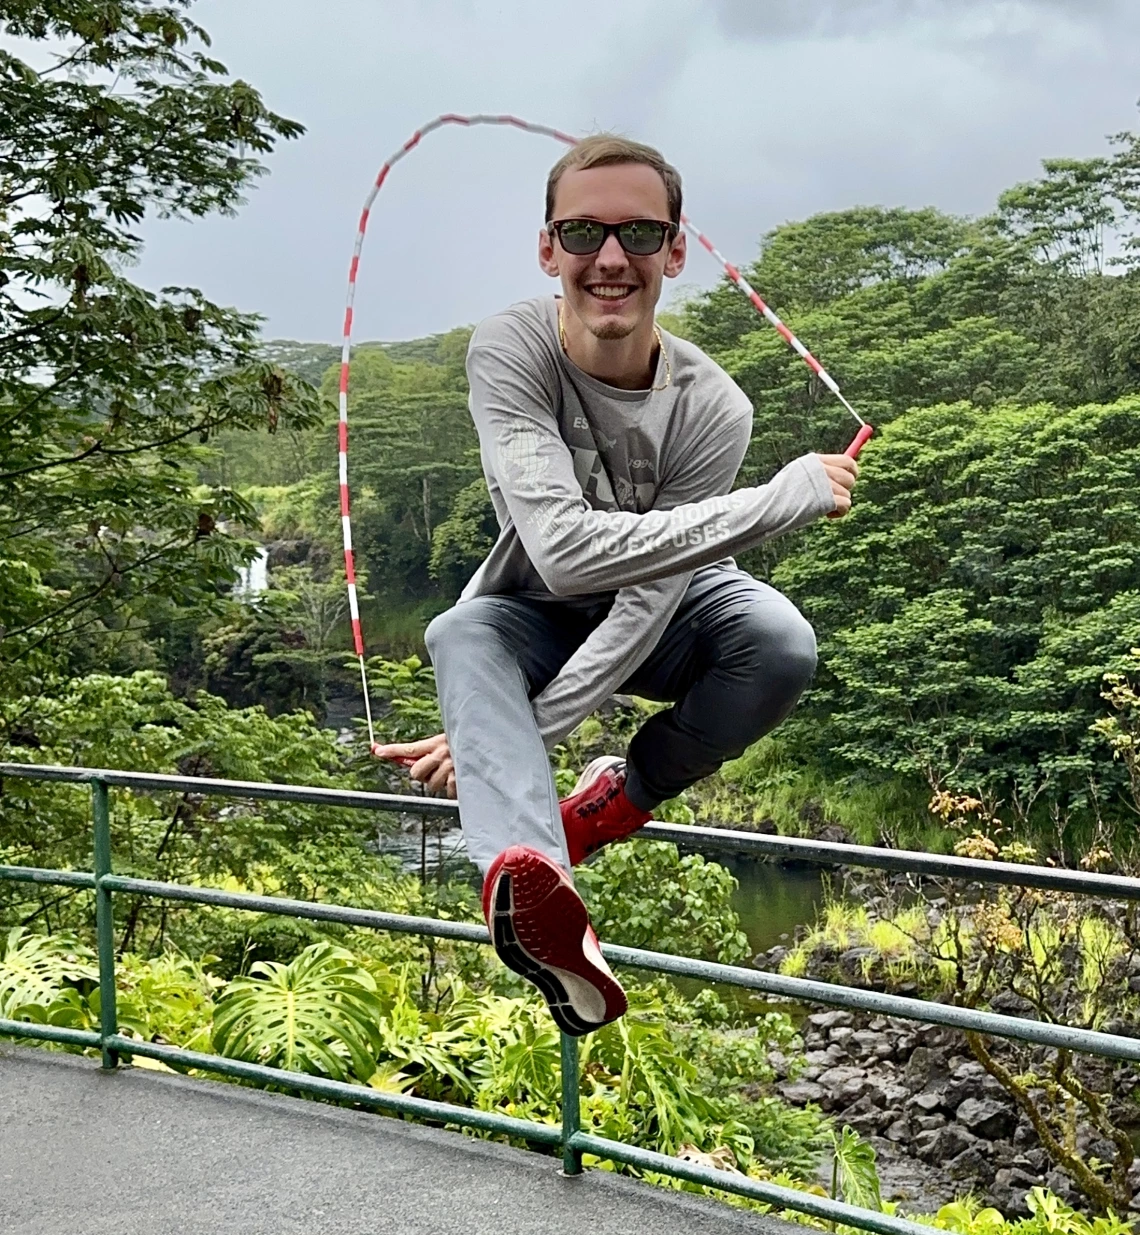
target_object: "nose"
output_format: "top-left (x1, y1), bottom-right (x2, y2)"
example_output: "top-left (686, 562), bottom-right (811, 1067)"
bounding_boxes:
top-left (595, 231), bottom-right (628, 270)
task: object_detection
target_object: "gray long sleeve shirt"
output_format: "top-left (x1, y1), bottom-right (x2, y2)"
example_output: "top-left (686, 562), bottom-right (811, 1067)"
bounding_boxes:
top-left (460, 295), bottom-right (835, 746)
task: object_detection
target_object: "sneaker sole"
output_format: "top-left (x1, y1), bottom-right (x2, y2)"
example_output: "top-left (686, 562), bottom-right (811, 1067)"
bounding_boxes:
top-left (488, 864), bottom-right (626, 1037)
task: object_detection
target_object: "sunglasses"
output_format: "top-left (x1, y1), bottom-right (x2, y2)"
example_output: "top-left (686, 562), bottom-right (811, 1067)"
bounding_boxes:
top-left (547, 217), bottom-right (678, 257)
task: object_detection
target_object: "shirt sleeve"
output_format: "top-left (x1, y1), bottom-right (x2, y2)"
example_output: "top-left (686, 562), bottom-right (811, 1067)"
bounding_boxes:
top-left (467, 342), bottom-right (835, 598)
top-left (529, 399), bottom-right (755, 748)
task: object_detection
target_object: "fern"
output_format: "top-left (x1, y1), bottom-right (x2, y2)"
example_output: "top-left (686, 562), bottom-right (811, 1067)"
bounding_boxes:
top-left (212, 942), bottom-right (385, 1083)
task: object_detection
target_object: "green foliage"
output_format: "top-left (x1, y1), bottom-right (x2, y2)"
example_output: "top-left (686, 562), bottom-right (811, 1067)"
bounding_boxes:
top-left (830, 1124), bottom-right (883, 1212)
top-left (0, 0), bottom-right (322, 706)
top-left (770, 397), bottom-right (1140, 828)
top-left (0, 670), bottom-right (407, 959)
top-left (926, 1189), bottom-right (1134, 1235)
top-left (212, 942), bottom-right (386, 1082)
top-left (0, 926), bottom-right (96, 1019)
top-left (577, 842), bottom-right (750, 964)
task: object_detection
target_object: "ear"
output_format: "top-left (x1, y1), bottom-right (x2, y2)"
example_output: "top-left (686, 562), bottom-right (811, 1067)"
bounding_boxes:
top-left (663, 227), bottom-right (686, 279)
top-left (538, 226), bottom-right (560, 277)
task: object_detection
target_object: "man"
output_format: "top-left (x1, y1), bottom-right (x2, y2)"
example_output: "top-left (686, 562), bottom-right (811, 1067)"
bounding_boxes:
top-left (376, 134), bottom-right (857, 1036)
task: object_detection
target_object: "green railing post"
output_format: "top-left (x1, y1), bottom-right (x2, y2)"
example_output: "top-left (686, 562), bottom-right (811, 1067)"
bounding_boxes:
top-left (560, 1031), bottom-right (582, 1176)
top-left (92, 779), bottom-right (118, 1070)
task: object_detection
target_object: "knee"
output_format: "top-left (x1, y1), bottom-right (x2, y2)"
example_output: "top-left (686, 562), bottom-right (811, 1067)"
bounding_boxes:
top-left (424, 601), bottom-right (484, 661)
top-left (731, 599), bottom-right (818, 698)
top-left (424, 598), bottom-right (510, 664)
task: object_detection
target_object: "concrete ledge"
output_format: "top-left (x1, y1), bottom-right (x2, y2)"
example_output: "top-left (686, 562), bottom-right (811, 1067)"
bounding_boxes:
top-left (2, 1043), bottom-right (803, 1235)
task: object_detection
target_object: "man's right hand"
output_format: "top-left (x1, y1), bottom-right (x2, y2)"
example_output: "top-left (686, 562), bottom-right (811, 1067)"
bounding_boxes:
top-left (815, 453), bottom-right (859, 516)
top-left (372, 733), bottom-right (456, 799)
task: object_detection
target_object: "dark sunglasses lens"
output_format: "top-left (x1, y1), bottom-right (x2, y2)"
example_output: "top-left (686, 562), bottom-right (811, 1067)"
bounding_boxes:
top-left (557, 220), bottom-right (605, 254)
top-left (619, 220), bottom-right (667, 255)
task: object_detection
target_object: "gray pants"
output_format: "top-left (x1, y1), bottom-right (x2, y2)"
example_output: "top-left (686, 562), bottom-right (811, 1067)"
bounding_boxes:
top-left (424, 566), bottom-right (817, 873)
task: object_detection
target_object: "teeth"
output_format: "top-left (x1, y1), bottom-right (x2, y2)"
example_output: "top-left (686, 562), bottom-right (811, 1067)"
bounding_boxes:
top-left (590, 286), bottom-right (631, 299)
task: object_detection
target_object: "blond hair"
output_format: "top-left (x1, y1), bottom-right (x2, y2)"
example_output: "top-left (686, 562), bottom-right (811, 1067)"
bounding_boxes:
top-left (545, 133), bottom-right (682, 225)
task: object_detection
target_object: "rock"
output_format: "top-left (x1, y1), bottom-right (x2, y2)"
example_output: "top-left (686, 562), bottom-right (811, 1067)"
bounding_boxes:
top-left (948, 1145), bottom-right (996, 1187)
top-left (915, 1114), bottom-right (947, 1132)
top-left (885, 1118), bottom-right (910, 1143)
top-left (808, 1010), bottom-right (855, 1032)
top-left (904, 1045), bottom-right (945, 1090)
top-left (829, 1026), bottom-right (855, 1048)
top-left (850, 1029), bottom-right (888, 1059)
top-left (837, 1075), bottom-right (871, 1106)
top-left (766, 1049), bottom-right (789, 1079)
top-left (778, 1081), bottom-right (824, 1105)
top-left (915, 1123), bottom-right (978, 1164)
top-left (956, 1096), bottom-right (1017, 1140)
top-left (910, 1089), bottom-right (945, 1113)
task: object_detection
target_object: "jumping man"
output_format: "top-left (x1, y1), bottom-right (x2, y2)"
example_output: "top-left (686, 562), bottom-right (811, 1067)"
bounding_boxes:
top-left (375, 135), bottom-right (858, 1036)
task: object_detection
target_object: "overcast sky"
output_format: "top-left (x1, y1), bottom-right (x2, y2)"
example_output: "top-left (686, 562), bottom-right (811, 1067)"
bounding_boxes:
top-left (130, 0), bottom-right (1140, 343)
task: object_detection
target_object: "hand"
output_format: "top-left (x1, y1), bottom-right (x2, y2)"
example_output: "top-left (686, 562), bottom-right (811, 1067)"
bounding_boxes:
top-left (372, 733), bottom-right (456, 799)
top-left (815, 453), bottom-right (859, 517)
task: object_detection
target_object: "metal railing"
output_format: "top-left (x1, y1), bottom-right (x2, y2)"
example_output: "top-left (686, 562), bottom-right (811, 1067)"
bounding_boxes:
top-left (3, 761), bottom-right (1140, 1235)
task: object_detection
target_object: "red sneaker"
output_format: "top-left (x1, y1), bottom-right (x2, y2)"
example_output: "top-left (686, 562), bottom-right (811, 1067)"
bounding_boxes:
top-left (560, 756), bottom-right (652, 866)
top-left (482, 845), bottom-right (627, 1036)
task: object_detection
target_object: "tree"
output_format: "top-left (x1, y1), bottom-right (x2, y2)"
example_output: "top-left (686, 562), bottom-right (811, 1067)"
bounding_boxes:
top-left (0, 1), bottom-right (322, 714)
top-left (773, 397), bottom-right (1140, 831)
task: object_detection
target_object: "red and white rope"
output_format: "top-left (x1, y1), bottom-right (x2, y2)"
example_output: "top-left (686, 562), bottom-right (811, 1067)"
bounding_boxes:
top-left (335, 113), bottom-right (869, 753)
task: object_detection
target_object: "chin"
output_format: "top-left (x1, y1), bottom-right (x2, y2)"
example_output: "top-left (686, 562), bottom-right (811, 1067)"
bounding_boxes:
top-left (588, 317), bottom-right (638, 341)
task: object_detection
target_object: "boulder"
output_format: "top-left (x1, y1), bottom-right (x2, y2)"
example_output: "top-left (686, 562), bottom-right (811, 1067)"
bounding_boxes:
top-left (947, 1145), bottom-right (997, 1187)
top-left (808, 1010), bottom-right (855, 1032)
top-left (914, 1123), bottom-right (978, 1164)
top-left (778, 1080), bottom-right (824, 1106)
top-left (914, 1114), bottom-right (947, 1132)
top-left (956, 1096), bottom-right (1017, 1140)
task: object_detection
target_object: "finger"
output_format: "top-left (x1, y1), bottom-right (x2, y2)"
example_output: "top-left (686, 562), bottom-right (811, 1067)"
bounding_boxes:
top-left (446, 771), bottom-right (457, 799)
top-left (427, 757), bottom-right (454, 796)
top-left (410, 752), bottom-right (444, 783)
top-left (824, 465), bottom-right (857, 491)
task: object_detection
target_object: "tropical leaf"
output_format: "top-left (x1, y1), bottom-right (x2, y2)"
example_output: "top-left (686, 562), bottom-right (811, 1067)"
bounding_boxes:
top-left (212, 942), bottom-right (385, 1083)
top-left (831, 1124), bottom-right (882, 1212)
top-left (0, 928), bottom-right (97, 1018)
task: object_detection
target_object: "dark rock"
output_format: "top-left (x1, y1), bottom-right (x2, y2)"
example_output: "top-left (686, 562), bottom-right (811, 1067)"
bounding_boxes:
top-left (808, 1010), bottom-right (855, 1033)
top-left (915, 1114), bottom-right (947, 1132)
top-left (990, 1165), bottom-right (1038, 1214)
top-left (956, 1096), bottom-right (1017, 1140)
top-left (885, 1118), bottom-right (909, 1142)
top-left (829, 1026), bottom-right (855, 1048)
top-left (947, 1145), bottom-right (997, 1187)
top-left (915, 1123), bottom-right (978, 1163)
top-left (778, 1080), bottom-right (824, 1105)
top-left (910, 1089), bottom-right (945, 1113)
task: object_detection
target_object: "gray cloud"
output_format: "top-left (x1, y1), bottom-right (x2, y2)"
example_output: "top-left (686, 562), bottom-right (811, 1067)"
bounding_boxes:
top-left (710, 0), bottom-right (1128, 42)
top-left (115, 0), bottom-right (1140, 342)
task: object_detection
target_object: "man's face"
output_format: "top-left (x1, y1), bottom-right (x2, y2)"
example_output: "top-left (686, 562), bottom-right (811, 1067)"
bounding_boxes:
top-left (538, 162), bottom-right (687, 341)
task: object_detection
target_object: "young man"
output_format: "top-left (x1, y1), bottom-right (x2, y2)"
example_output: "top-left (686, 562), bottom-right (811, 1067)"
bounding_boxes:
top-left (376, 135), bottom-right (857, 1036)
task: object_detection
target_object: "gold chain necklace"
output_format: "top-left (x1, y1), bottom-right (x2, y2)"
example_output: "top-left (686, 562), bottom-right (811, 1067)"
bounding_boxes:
top-left (557, 301), bottom-right (672, 392)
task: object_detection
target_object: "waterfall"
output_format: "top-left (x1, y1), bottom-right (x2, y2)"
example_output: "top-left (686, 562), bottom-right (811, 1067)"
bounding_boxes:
top-left (235, 547), bottom-right (269, 599)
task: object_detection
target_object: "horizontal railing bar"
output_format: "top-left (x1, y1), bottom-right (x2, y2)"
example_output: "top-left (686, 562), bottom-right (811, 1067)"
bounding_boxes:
top-left (0, 1018), bottom-right (102, 1048)
top-left (0, 864), bottom-right (96, 890)
top-left (0, 762), bottom-right (457, 817)
top-left (605, 944), bottom-right (1140, 1062)
top-left (570, 1132), bottom-right (928, 1235)
top-left (644, 822), bottom-right (1140, 901)
top-left (100, 876), bottom-right (490, 942)
top-left (102, 1037), bottom-right (561, 1145)
top-left (6, 762), bottom-right (1140, 900)
top-left (87, 875), bottom-right (1140, 1064)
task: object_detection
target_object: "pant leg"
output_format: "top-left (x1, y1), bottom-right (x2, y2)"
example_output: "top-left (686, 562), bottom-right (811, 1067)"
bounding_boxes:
top-left (424, 596), bottom-right (591, 873)
top-left (619, 566), bottom-right (817, 810)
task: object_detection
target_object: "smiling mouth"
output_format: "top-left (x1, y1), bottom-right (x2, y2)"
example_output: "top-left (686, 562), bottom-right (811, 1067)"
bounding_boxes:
top-left (585, 284), bottom-right (637, 303)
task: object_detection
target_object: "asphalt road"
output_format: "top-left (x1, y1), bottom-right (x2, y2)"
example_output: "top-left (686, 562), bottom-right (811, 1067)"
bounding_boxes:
top-left (1, 1043), bottom-right (799, 1235)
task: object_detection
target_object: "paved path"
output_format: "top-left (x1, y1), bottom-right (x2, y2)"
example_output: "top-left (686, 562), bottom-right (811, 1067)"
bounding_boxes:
top-left (2, 1044), bottom-right (797, 1235)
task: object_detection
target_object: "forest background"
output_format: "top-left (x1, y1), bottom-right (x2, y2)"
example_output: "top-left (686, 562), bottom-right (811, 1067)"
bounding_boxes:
top-left (7, 2), bottom-right (1140, 1225)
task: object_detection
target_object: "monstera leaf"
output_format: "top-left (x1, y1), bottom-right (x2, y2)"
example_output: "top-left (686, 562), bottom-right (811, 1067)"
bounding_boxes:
top-left (831, 1124), bottom-right (882, 1212)
top-left (0, 928), bottom-right (97, 1019)
top-left (212, 943), bottom-right (385, 1083)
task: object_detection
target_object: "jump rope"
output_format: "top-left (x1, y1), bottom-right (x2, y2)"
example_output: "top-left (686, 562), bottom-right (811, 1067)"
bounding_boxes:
top-left (334, 113), bottom-right (874, 764)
